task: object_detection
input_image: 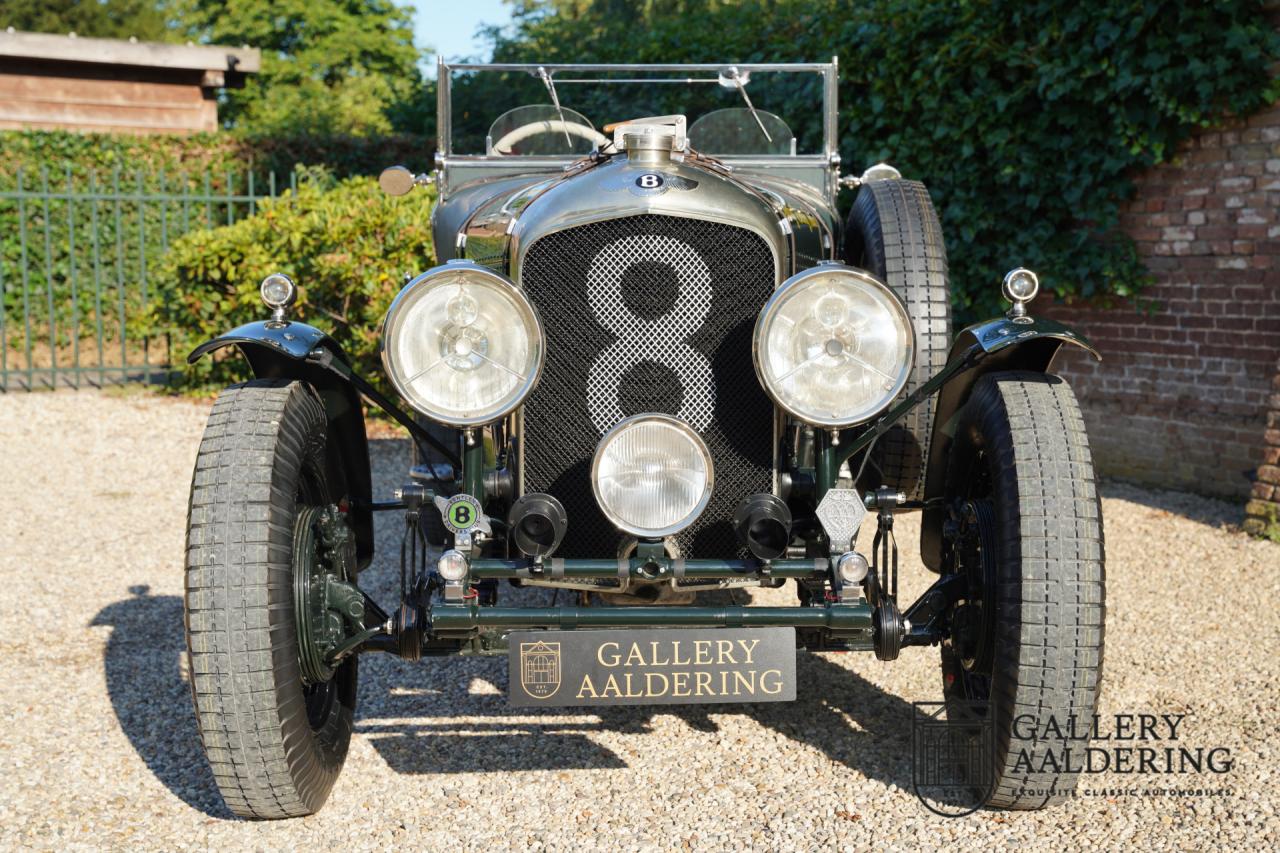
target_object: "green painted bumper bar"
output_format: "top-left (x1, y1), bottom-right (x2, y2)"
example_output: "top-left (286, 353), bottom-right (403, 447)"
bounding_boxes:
top-left (469, 558), bottom-right (830, 581)
top-left (429, 602), bottom-right (873, 633)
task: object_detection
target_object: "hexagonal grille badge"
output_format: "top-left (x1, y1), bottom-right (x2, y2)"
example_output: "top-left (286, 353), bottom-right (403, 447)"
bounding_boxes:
top-left (815, 488), bottom-right (867, 553)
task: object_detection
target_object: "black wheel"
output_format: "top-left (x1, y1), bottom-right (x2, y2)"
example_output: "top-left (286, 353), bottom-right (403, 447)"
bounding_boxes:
top-left (185, 379), bottom-right (358, 819)
top-left (939, 372), bottom-right (1105, 809)
top-left (844, 178), bottom-right (951, 498)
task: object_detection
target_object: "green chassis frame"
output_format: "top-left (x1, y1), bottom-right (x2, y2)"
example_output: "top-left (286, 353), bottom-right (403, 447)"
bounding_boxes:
top-left (191, 311), bottom-right (1098, 658)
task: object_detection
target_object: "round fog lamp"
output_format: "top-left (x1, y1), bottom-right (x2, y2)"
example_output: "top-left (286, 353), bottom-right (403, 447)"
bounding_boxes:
top-left (260, 273), bottom-right (297, 310)
top-left (437, 549), bottom-right (469, 581)
top-left (591, 414), bottom-right (714, 538)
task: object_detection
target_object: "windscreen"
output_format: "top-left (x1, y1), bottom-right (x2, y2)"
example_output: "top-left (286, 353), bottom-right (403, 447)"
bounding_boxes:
top-left (688, 109), bottom-right (794, 156)
top-left (486, 105), bottom-right (604, 155)
top-left (446, 66), bottom-right (823, 157)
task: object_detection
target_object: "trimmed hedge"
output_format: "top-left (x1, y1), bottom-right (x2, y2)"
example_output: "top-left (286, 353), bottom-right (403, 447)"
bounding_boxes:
top-left (2, 130), bottom-right (433, 181)
top-left (146, 171), bottom-right (435, 391)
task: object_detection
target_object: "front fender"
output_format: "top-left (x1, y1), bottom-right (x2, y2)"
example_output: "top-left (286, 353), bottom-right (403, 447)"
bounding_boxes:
top-left (919, 315), bottom-right (1100, 572)
top-left (187, 319), bottom-right (334, 363)
top-left (189, 321), bottom-right (374, 569)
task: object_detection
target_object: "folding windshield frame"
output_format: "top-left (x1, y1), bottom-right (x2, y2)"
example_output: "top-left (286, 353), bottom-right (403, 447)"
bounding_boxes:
top-left (435, 59), bottom-right (840, 188)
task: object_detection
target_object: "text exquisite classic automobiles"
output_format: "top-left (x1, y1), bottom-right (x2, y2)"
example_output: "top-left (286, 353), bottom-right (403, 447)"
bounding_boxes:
top-left (184, 61), bottom-right (1105, 818)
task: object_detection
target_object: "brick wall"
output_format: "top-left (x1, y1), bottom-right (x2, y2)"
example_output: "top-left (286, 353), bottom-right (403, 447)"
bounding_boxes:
top-left (1042, 99), bottom-right (1280, 502)
top-left (1245, 362), bottom-right (1280, 536)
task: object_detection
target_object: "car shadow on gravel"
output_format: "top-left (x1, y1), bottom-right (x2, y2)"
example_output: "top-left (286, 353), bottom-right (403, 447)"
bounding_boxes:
top-left (91, 586), bottom-right (232, 819)
top-left (353, 566), bottom-right (919, 789)
top-left (92, 586), bottom-right (919, 805)
top-left (357, 651), bottom-right (917, 792)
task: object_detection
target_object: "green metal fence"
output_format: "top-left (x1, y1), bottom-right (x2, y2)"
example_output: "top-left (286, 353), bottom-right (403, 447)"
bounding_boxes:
top-left (0, 166), bottom-right (295, 391)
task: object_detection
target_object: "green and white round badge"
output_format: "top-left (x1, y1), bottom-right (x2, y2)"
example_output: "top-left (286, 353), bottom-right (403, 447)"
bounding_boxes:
top-left (441, 494), bottom-right (483, 534)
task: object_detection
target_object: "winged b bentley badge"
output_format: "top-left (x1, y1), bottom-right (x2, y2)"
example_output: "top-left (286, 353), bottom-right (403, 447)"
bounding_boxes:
top-left (601, 169), bottom-right (700, 197)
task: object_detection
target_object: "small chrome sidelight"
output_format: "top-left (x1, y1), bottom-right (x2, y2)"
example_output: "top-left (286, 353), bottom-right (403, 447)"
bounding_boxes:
top-left (837, 551), bottom-right (870, 585)
top-left (1002, 267), bottom-right (1040, 320)
top-left (259, 273), bottom-right (296, 323)
top-left (437, 549), bottom-right (469, 582)
top-left (841, 162), bottom-right (903, 189)
top-left (860, 162), bottom-right (902, 182)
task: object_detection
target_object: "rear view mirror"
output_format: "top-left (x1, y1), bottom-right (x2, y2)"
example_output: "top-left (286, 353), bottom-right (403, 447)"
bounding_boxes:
top-left (379, 165), bottom-right (417, 196)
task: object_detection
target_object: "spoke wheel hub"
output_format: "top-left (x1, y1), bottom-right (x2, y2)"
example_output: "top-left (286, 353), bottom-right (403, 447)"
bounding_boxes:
top-left (293, 505), bottom-right (364, 686)
top-left (945, 498), bottom-right (997, 675)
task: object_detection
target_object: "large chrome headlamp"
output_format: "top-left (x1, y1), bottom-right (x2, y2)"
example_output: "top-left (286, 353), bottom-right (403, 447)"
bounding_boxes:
top-left (591, 414), bottom-right (714, 538)
top-left (753, 264), bottom-right (914, 427)
top-left (382, 261), bottom-right (543, 426)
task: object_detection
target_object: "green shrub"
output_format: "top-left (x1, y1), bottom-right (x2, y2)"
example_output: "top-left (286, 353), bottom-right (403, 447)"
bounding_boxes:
top-left (147, 171), bottom-right (435, 390)
top-left (2, 131), bottom-right (244, 179)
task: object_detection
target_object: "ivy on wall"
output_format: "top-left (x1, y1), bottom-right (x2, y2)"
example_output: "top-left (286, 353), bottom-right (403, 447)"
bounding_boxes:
top-left (483, 0), bottom-right (1280, 317)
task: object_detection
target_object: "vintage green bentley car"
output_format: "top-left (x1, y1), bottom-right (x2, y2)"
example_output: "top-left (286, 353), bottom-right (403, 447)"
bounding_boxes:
top-left (184, 61), bottom-right (1105, 818)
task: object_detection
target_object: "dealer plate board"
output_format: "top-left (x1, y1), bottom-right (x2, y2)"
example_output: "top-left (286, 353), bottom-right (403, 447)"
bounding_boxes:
top-left (507, 627), bottom-right (796, 707)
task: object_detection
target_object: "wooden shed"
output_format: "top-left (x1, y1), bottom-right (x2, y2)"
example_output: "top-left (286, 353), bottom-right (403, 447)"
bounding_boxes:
top-left (0, 30), bottom-right (260, 135)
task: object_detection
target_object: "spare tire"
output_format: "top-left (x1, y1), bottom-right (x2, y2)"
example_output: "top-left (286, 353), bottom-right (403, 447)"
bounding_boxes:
top-left (844, 178), bottom-right (951, 499)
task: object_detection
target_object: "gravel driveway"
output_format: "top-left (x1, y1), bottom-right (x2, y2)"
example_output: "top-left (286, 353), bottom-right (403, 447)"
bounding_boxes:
top-left (1, 390), bottom-right (1276, 850)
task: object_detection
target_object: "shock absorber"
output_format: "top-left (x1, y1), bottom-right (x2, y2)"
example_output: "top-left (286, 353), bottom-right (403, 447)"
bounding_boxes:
top-left (393, 483), bottom-right (431, 661)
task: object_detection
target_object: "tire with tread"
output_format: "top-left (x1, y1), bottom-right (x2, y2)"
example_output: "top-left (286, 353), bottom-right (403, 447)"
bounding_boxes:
top-left (942, 371), bottom-right (1105, 809)
top-left (185, 378), bottom-right (357, 819)
top-left (844, 179), bottom-right (951, 498)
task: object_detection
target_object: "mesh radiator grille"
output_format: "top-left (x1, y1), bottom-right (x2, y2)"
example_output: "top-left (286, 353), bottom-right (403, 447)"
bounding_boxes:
top-left (521, 214), bottom-right (776, 558)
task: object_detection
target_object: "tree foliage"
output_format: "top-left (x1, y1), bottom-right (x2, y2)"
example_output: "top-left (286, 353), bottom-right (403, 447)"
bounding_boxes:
top-left (189, 0), bottom-right (424, 136)
top-left (479, 0), bottom-right (1279, 315)
top-left (11, 0), bottom-right (1278, 327)
top-left (2, 0), bottom-right (187, 42)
